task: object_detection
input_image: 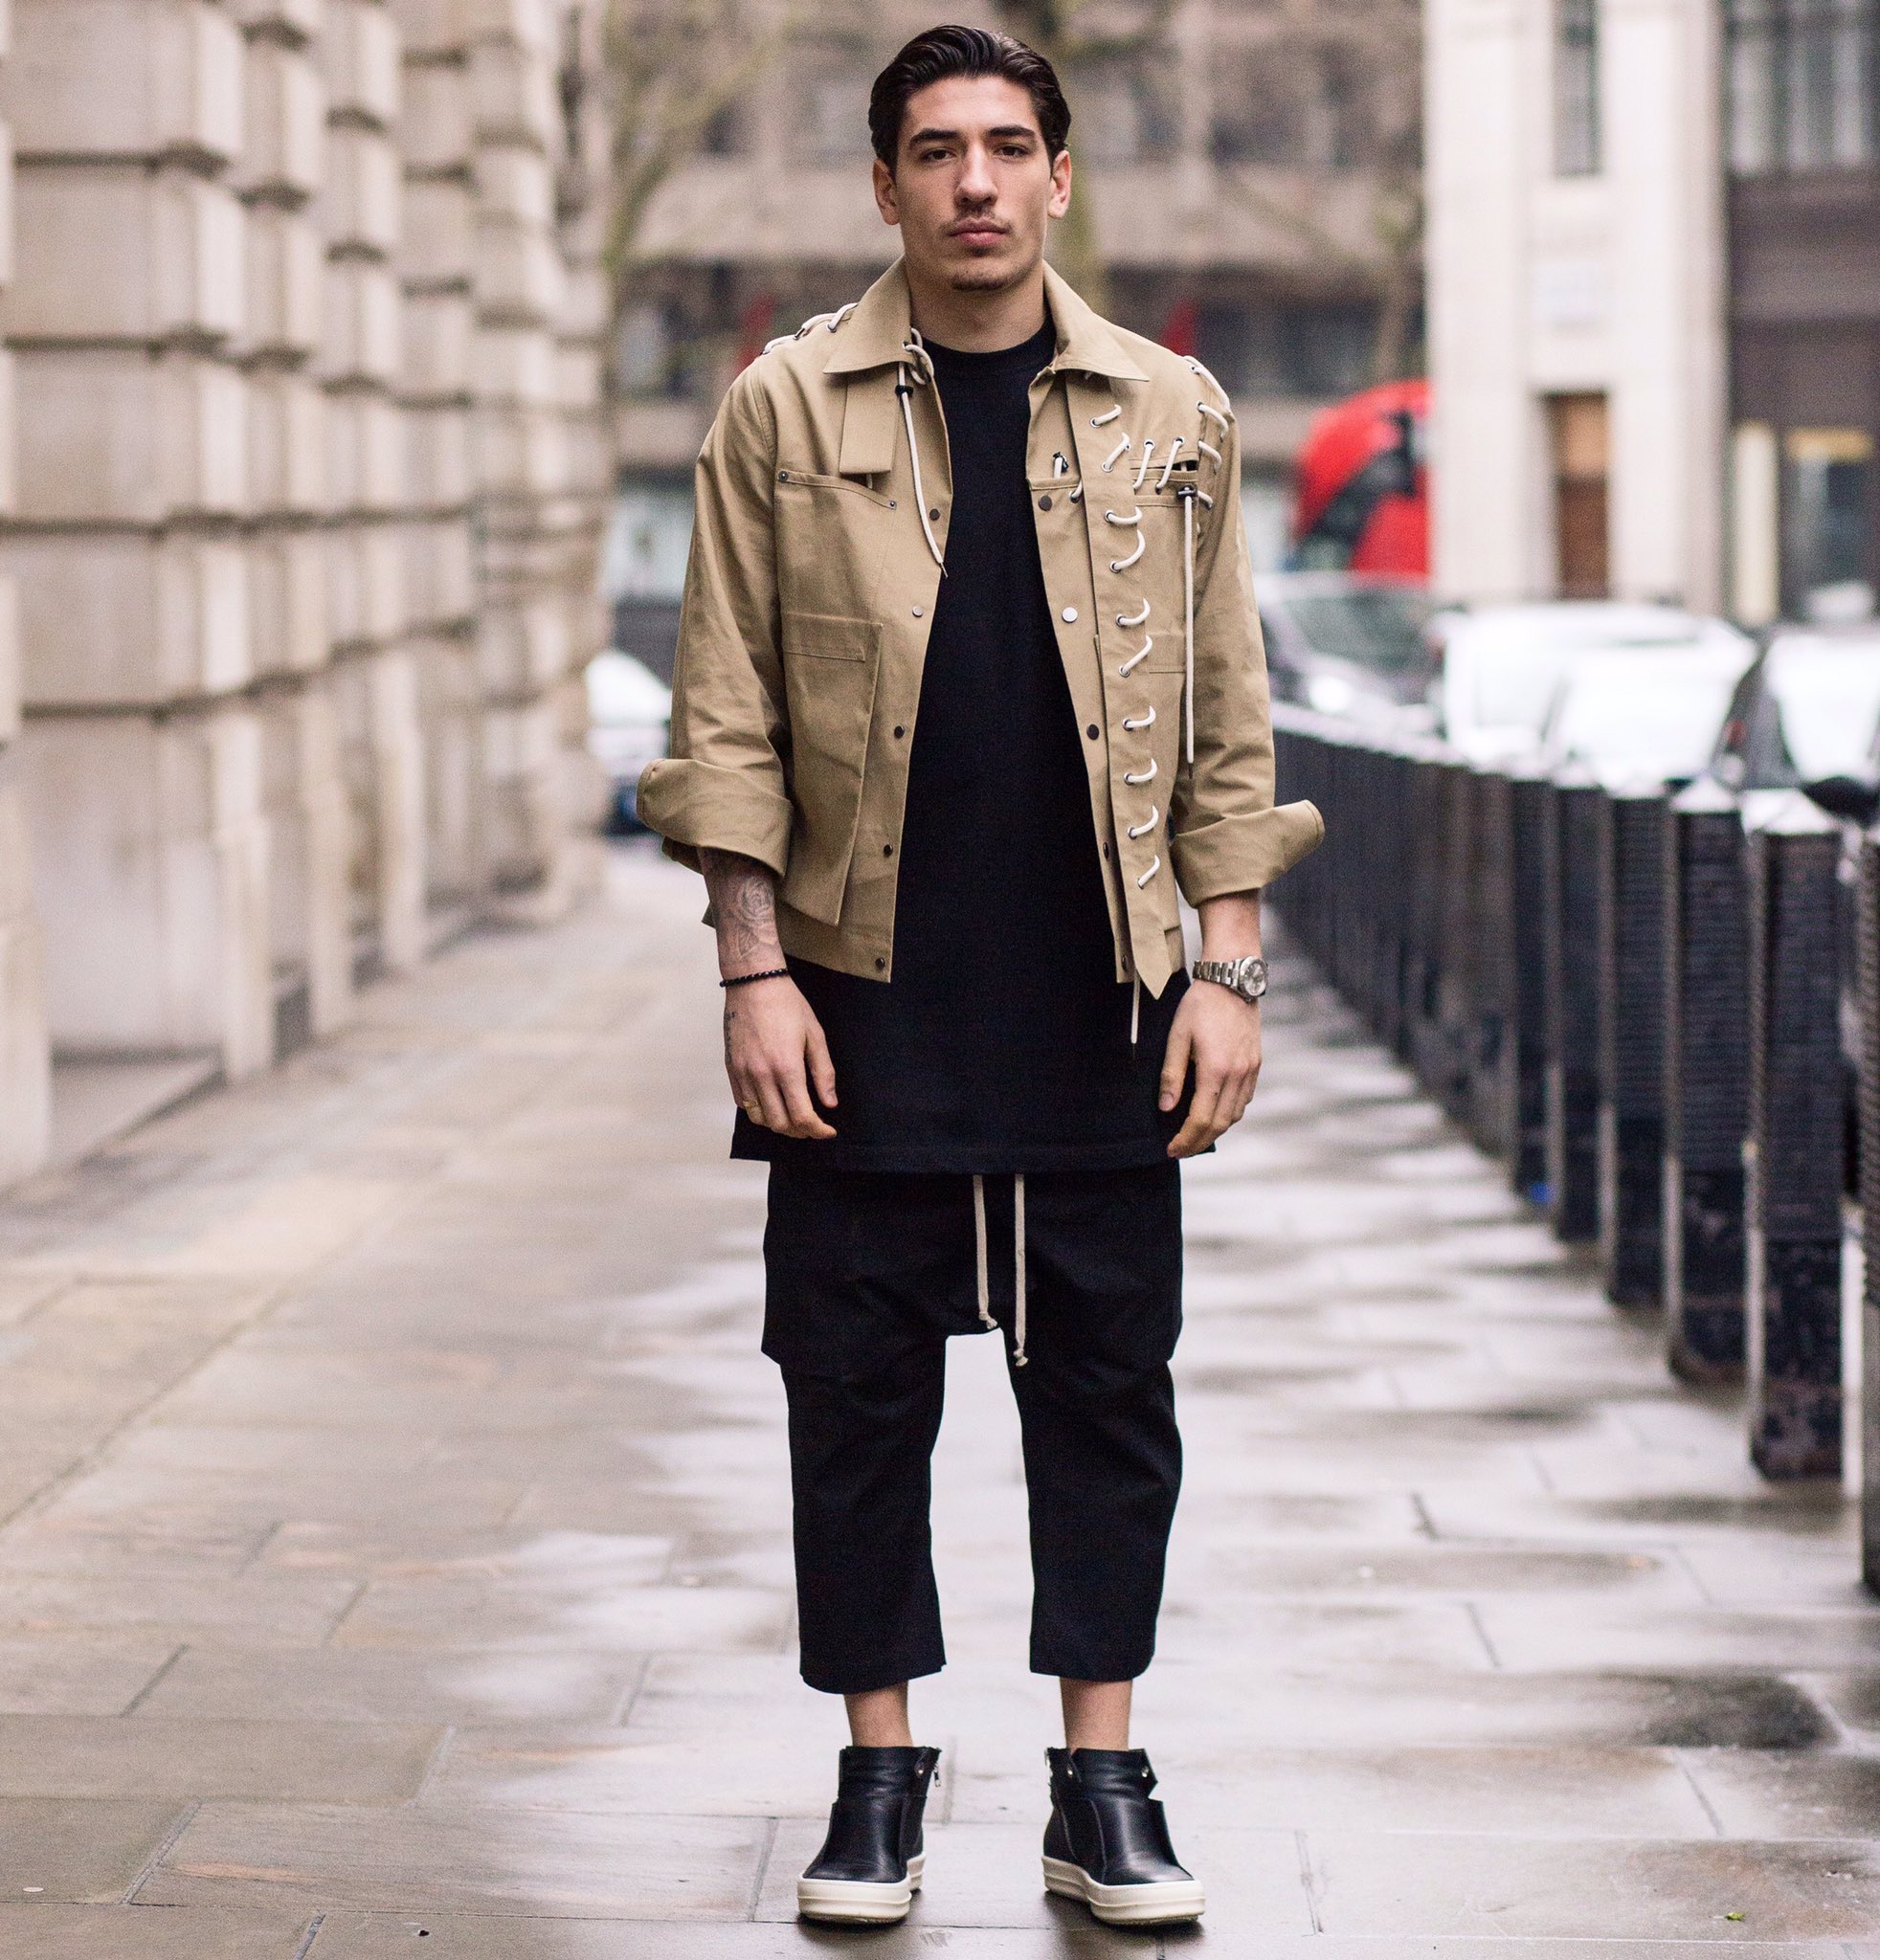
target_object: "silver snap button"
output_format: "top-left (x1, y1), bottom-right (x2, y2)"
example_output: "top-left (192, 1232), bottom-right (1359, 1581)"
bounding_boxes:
top-left (912, 606), bottom-right (924, 618)
top-left (1062, 607), bottom-right (1079, 624)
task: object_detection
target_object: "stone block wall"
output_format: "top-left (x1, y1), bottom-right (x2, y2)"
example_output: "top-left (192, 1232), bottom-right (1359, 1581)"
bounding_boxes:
top-left (0, 0), bottom-right (610, 1183)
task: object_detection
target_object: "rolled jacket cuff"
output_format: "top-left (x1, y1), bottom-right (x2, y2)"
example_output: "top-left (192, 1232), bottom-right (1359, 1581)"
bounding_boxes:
top-left (636, 756), bottom-right (794, 880)
top-left (1172, 799), bottom-right (1324, 902)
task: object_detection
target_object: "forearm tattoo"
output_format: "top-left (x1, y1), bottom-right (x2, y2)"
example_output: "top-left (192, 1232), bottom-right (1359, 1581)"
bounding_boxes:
top-left (702, 849), bottom-right (784, 975)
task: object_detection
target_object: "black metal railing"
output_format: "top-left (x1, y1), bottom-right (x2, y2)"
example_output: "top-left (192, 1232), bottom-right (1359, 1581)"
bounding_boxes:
top-left (1268, 706), bottom-right (1865, 1537)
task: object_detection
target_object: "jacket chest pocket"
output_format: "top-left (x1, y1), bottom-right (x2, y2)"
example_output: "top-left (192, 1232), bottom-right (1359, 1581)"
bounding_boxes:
top-left (774, 471), bottom-right (893, 624)
top-left (779, 611), bottom-right (881, 926)
top-left (1100, 501), bottom-right (1189, 674)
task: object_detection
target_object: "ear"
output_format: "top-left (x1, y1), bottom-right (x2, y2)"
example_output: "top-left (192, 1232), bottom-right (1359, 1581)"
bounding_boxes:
top-left (872, 156), bottom-right (900, 228)
top-left (1047, 146), bottom-right (1072, 221)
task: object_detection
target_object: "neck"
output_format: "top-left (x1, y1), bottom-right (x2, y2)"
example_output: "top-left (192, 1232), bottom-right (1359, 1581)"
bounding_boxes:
top-left (904, 254), bottom-right (1049, 353)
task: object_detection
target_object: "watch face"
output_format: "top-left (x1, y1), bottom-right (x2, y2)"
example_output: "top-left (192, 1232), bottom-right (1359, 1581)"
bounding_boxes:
top-left (1240, 957), bottom-right (1268, 999)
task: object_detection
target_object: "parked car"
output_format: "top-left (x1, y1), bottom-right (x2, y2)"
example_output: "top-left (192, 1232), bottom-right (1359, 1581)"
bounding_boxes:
top-left (1256, 570), bottom-right (1438, 726)
top-left (585, 649), bottom-right (672, 835)
top-left (1432, 603), bottom-right (1752, 767)
top-left (1711, 625), bottom-right (1880, 824)
top-left (1537, 639), bottom-right (1756, 787)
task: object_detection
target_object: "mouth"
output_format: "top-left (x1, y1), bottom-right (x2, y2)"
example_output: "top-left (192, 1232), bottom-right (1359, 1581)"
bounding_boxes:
top-left (948, 223), bottom-right (1007, 248)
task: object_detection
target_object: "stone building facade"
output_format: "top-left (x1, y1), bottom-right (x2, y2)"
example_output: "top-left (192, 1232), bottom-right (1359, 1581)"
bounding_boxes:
top-left (1423, 0), bottom-right (1728, 611)
top-left (0, 0), bottom-right (613, 1185)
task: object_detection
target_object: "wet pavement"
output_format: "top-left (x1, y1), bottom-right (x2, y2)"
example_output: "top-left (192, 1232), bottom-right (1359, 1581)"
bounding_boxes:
top-left (0, 844), bottom-right (1878, 1955)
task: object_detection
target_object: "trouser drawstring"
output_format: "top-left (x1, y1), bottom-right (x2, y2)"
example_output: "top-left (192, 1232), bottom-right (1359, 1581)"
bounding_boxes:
top-left (971, 1172), bottom-right (1029, 1368)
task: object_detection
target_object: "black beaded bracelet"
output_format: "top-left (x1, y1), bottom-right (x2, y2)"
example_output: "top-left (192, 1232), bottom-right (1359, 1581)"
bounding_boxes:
top-left (720, 967), bottom-right (790, 990)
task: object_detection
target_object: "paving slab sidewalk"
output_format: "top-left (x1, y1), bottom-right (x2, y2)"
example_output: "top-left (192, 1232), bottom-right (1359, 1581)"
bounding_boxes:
top-left (0, 844), bottom-right (1876, 1956)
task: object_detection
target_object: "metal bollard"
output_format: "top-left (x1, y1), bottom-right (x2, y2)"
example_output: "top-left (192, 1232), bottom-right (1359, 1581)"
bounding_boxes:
top-left (1860, 828), bottom-right (1880, 1585)
top-left (1744, 791), bottom-right (1845, 1481)
top-left (1469, 765), bottom-right (1516, 1160)
top-left (1544, 763), bottom-right (1602, 1241)
top-left (1663, 778), bottom-right (1749, 1381)
top-left (1596, 781), bottom-right (1671, 1307)
top-left (1404, 745), bottom-right (1448, 1095)
top-left (1507, 765), bottom-right (1552, 1205)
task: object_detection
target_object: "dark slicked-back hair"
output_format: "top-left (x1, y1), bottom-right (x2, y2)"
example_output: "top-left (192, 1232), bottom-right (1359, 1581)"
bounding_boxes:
top-left (868, 25), bottom-right (1071, 171)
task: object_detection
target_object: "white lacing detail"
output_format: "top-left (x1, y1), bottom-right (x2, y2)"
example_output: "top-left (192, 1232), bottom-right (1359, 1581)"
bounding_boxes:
top-left (1119, 637), bottom-right (1153, 677)
top-left (1156, 438), bottom-right (1184, 488)
top-left (1124, 758), bottom-right (1158, 785)
top-left (1068, 484), bottom-right (1084, 502)
top-left (1104, 508), bottom-right (1141, 527)
top-left (1127, 804), bottom-right (1160, 838)
top-left (1110, 533), bottom-right (1147, 572)
top-left (763, 301), bottom-right (858, 353)
top-left (1100, 435), bottom-right (1130, 473)
top-left (1131, 440), bottom-right (1156, 492)
top-left (1117, 598), bottom-right (1151, 628)
top-left (1052, 452), bottom-right (1070, 478)
top-left (1180, 486), bottom-right (1197, 765)
top-left (1188, 355), bottom-right (1231, 407)
top-left (1091, 405), bottom-right (1121, 426)
top-left (1134, 855), bottom-right (1161, 888)
top-left (896, 336), bottom-right (945, 573)
top-left (1197, 401), bottom-right (1230, 436)
top-left (1123, 705), bottom-right (1155, 731)
top-left (972, 1172), bottom-right (1028, 1368)
top-left (1197, 439), bottom-right (1223, 466)
top-left (1196, 490), bottom-right (1214, 509)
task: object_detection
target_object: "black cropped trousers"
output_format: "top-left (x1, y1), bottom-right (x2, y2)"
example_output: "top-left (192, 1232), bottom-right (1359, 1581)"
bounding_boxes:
top-left (763, 1159), bottom-right (1184, 1696)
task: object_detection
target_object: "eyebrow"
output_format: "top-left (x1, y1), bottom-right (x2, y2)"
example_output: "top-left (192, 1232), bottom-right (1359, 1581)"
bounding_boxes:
top-left (906, 123), bottom-right (1041, 146)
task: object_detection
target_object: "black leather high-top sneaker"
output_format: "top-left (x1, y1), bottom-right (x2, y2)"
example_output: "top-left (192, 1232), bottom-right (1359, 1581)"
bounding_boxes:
top-left (796, 1745), bottom-right (941, 1924)
top-left (1042, 1747), bottom-right (1206, 1926)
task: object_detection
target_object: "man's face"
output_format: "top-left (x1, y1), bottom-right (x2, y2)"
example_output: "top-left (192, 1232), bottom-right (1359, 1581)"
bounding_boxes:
top-left (872, 74), bottom-right (1072, 294)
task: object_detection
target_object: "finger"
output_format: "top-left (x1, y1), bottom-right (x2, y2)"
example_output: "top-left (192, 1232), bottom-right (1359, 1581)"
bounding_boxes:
top-left (806, 1020), bottom-right (839, 1109)
top-left (751, 1072), bottom-right (792, 1133)
top-left (779, 1060), bottom-right (838, 1141)
top-left (1158, 1023), bottom-right (1193, 1112)
top-left (1168, 1074), bottom-right (1224, 1157)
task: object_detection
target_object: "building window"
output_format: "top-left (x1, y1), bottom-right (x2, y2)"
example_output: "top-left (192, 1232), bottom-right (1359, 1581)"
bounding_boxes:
top-left (1555, 0), bottom-right (1601, 175)
top-left (1728, 0), bottom-right (1880, 175)
top-left (1783, 426), bottom-right (1876, 617)
top-left (1548, 392), bottom-right (1610, 598)
top-left (1196, 302), bottom-right (1376, 398)
top-left (1211, 55), bottom-right (1305, 166)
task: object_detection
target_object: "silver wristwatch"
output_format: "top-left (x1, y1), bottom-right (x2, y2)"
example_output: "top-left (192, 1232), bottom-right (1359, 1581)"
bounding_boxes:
top-left (1193, 955), bottom-right (1267, 1003)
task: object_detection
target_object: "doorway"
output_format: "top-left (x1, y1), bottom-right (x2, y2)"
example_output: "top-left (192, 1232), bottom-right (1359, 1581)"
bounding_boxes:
top-left (1547, 392), bottom-right (1611, 598)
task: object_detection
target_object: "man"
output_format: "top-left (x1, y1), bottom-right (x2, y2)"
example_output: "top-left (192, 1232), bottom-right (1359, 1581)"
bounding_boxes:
top-left (638, 23), bottom-right (1321, 1930)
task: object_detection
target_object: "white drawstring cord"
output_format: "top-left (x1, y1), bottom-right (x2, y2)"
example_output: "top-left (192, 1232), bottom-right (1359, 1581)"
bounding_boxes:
top-left (1182, 487), bottom-right (1197, 766)
top-left (971, 1172), bottom-right (1028, 1367)
top-left (1130, 974), bottom-right (1141, 1048)
top-left (1012, 1175), bottom-right (1027, 1368)
top-left (973, 1175), bottom-right (994, 1332)
top-left (897, 340), bottom-right (946, 573)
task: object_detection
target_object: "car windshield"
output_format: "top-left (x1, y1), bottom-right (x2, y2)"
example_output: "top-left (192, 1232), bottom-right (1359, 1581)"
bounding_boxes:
top-left (1276, 588), bottom-right (1434, 674)
top-left (1763, 636), bottom-right (1880, 781)
top-left (1548, 649), bottom-right (1746, 778)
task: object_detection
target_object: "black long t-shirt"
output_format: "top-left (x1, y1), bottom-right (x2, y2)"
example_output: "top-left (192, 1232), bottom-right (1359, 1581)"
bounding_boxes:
top-left (733, 317), bottom-right (1187, 1173)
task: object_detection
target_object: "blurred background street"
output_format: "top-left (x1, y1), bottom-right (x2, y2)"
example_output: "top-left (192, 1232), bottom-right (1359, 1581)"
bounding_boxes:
top-left (1, 0), bottom-right (1880, 1947)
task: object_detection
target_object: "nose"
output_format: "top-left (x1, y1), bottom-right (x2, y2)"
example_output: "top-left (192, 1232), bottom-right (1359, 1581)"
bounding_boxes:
top-left (957, 139), bottom-right (996, 204)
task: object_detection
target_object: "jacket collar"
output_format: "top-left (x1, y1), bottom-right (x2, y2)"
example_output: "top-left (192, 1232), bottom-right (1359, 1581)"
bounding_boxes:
top-left (822, 258), bottom-right (1149, 384)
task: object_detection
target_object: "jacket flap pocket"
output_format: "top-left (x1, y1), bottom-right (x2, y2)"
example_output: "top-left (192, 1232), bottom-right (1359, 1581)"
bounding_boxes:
top-left (782, 612), bottom-right (881, 662)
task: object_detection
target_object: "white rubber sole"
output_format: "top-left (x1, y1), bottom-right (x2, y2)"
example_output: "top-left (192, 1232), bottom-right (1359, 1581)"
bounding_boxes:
top-left (796, 1849), bottom-right (925, 1925)
top-left (1042, 1855), bottom-right (1206, 1926)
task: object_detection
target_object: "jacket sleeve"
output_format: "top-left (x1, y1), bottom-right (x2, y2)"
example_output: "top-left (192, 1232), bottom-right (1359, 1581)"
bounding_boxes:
top-left (635, 366), bottom-right (794, 878)
top-left (1167, 402), bottom-right (1324, 901)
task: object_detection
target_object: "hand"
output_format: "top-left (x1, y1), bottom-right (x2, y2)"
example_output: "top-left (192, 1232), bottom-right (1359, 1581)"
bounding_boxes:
top-left (724, 977), bottom-right (838, 1140)
top-left (1160, 979), bottom-right (1262, 1158)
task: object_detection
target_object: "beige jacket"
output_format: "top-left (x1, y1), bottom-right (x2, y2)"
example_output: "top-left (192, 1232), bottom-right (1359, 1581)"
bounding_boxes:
top-left (637, 259), bottom-right (1323, 997)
